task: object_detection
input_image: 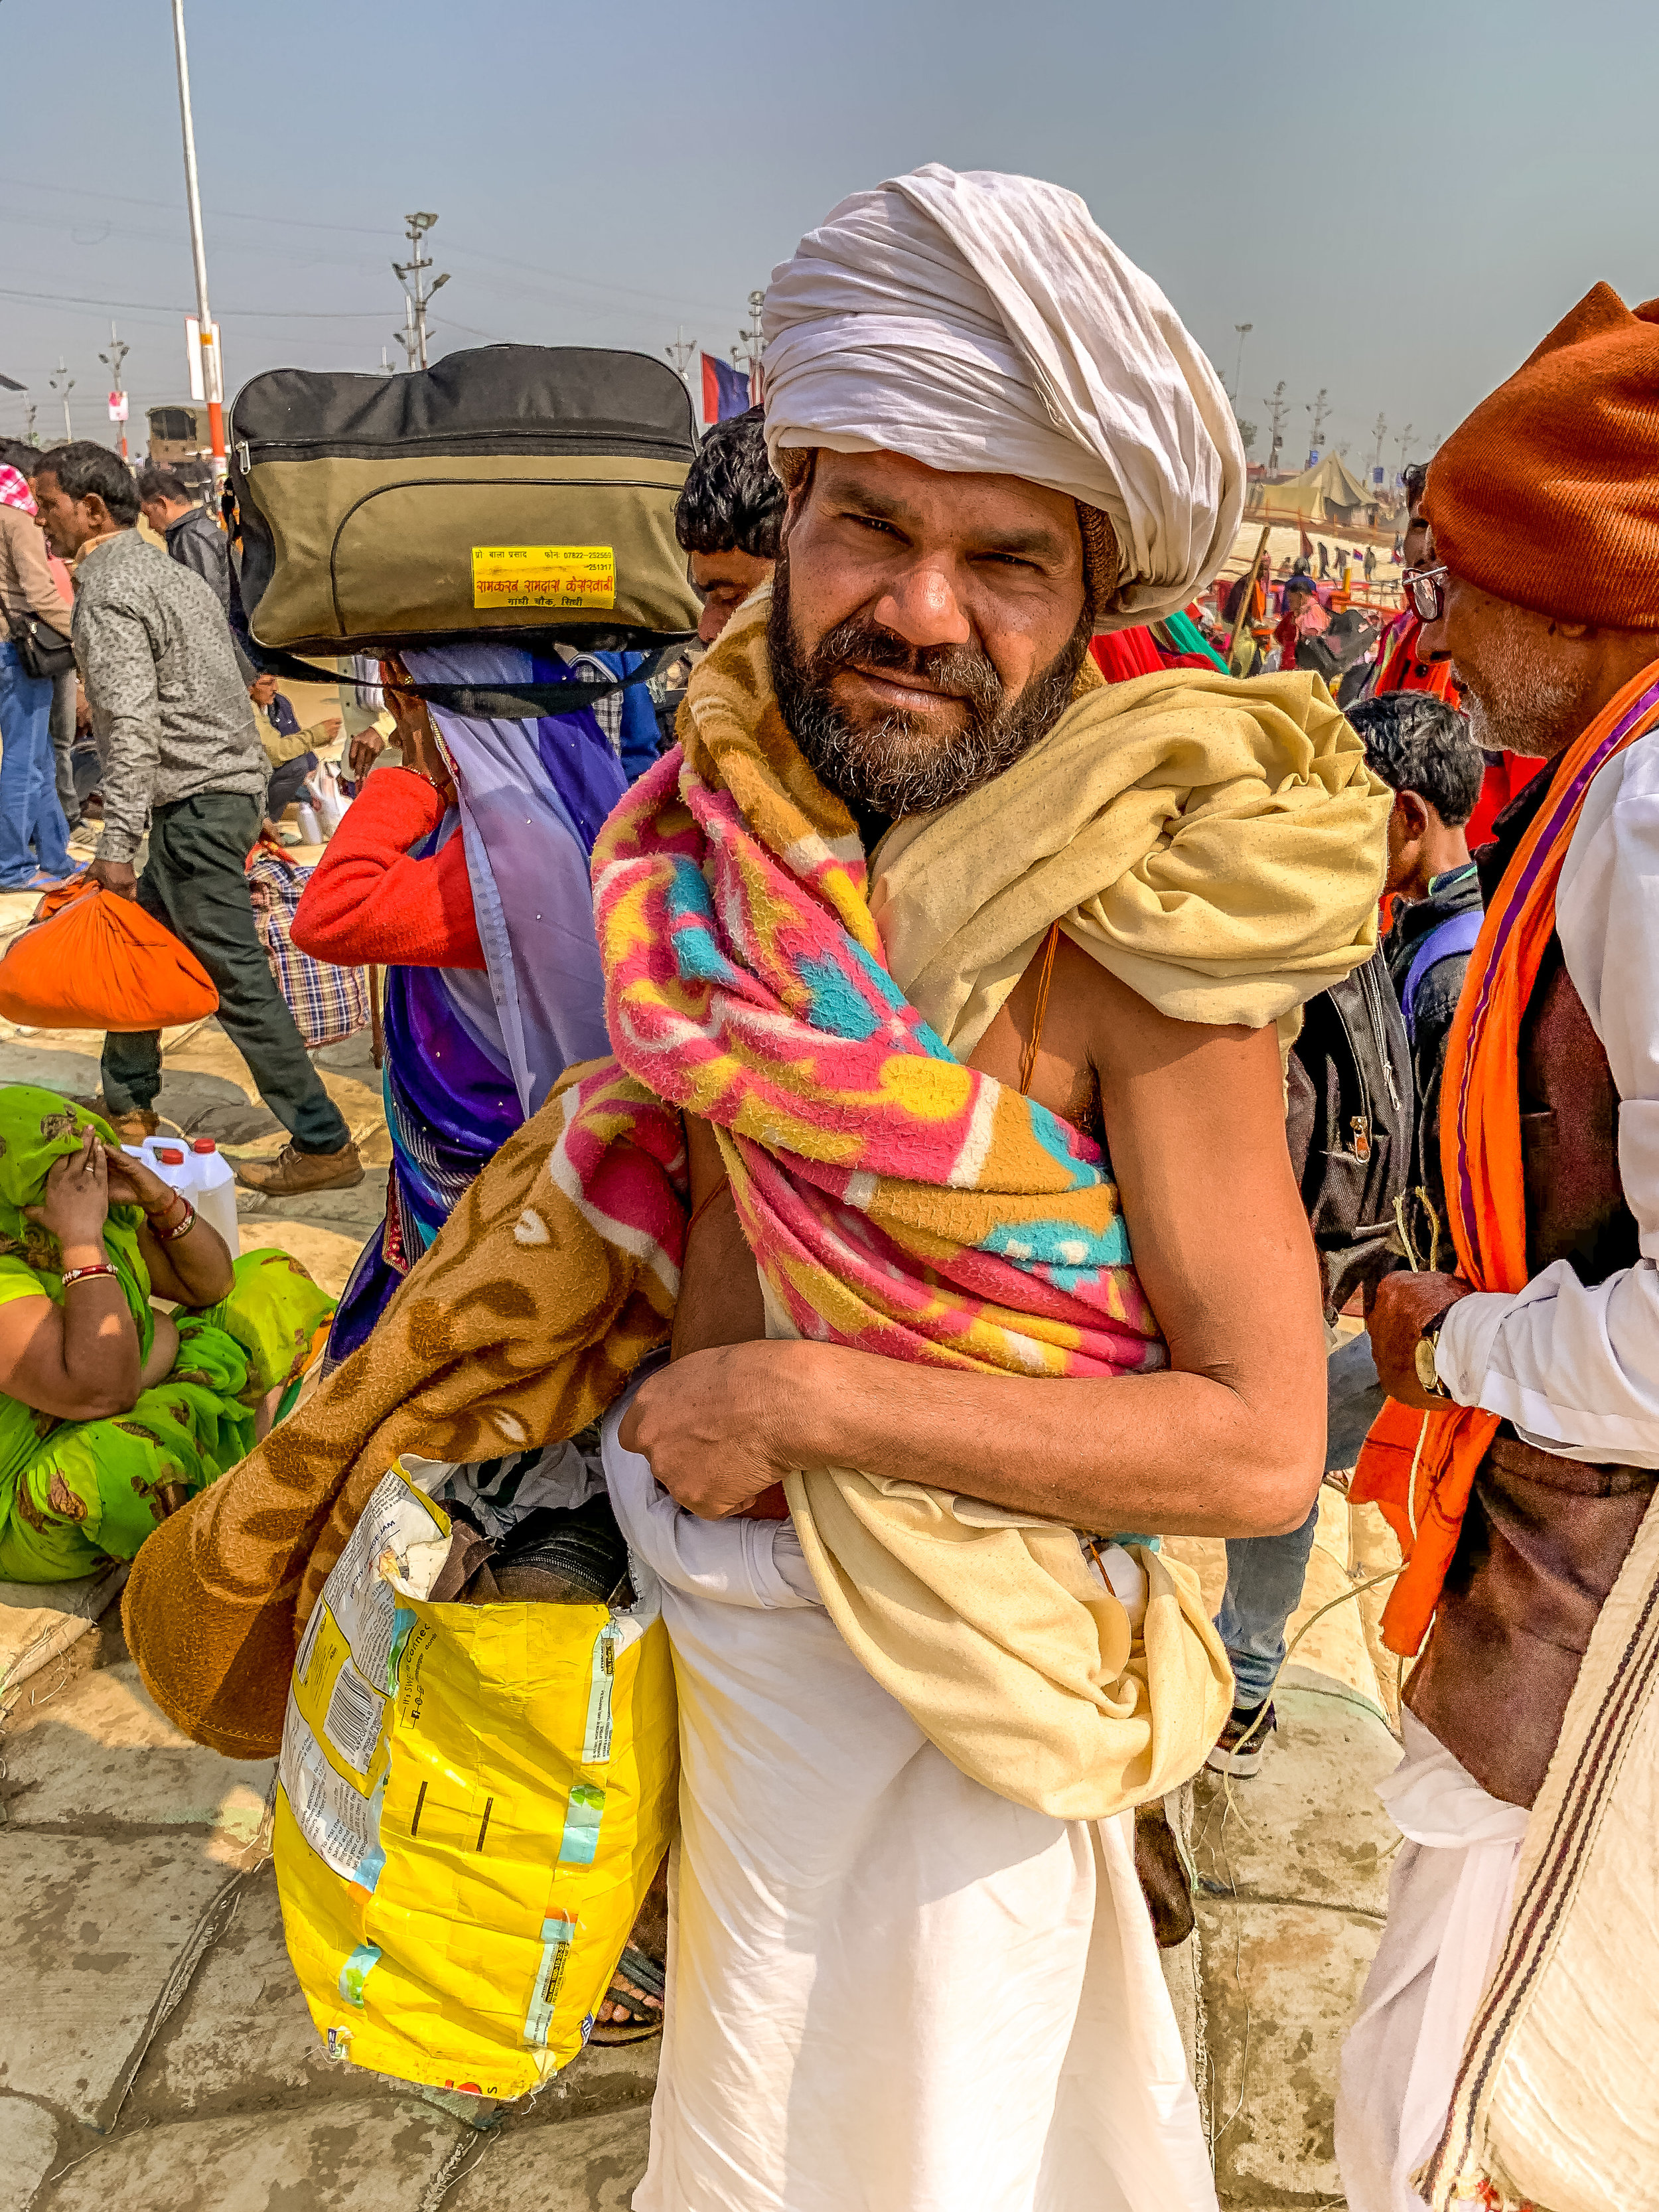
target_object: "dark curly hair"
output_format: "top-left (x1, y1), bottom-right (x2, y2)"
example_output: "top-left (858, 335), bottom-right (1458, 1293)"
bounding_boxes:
top-left (675, 407), bottom-right (784, 559)
top-left (1346, 690), bottom-right (1482, 826)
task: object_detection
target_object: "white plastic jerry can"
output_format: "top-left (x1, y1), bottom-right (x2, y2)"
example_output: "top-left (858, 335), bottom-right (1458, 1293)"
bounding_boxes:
top-left (123, 1137), bottom-right (240, 1255)
top-left (184, 1138), bottom-right (240, 1254)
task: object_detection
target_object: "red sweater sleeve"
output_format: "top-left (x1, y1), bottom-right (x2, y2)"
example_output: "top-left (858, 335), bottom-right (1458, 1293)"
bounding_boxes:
top-left (291, 769), bottom-right (486, 970)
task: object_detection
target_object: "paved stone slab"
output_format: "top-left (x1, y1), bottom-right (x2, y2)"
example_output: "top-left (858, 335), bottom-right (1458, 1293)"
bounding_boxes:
top-left (528, 2036), bottom-right (661, 2126)
top-left (452, 2106), bottom-right (652, 2211)
top-left (139, 1864), bottom-right (371, 2117)
top-left (40, 2099), bottom-right (464, 2211)
top-left (1, 1660), bottom-right (271, 1846)
top-left (1192, 1681), bottom-right (1400, 1918)
top-left (1200, 1897), bottom-right (1380, 2207)
top-left (0, 2093), bottom-right (60, 2212)
top-left (0, 1566), bottom-right (123, 1699)
top-left (0, 1830), bottom-right (231, 2126)
top-left (236, 1219), bottom-right (365, 1300)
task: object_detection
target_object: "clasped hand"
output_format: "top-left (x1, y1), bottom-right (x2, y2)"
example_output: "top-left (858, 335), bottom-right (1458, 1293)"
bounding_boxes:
top-left (25, 1132), bottom-right (182, 1252)
top-left (26, 1128), bottom-right (112, 1250)
top-left (618, 1343), bottom-right (812, 1518)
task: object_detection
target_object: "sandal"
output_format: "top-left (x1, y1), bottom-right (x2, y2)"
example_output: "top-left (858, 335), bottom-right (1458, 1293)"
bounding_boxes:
top-left (589, 1943), bottom-right (666, 2045)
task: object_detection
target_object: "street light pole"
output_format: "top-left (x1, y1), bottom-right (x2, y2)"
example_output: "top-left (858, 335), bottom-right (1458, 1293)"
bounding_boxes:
top-left (392, 214), bottom-right (449, 372)
top-left (170, 0), bottom-right (226, 483)
top-left (100, 323), bottom-right (130, 462)
top-left (1231, 323), bottom-right (1252, 405)
top-left (50, 359), bottom-right (75, 441)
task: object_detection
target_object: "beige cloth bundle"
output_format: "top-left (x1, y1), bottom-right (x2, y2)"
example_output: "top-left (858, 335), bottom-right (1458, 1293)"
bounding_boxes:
top-left (871, 659), bottom-right (1387, 1056)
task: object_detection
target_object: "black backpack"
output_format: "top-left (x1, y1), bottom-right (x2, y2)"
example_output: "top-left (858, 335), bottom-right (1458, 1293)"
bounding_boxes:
top-left (1285, 947), bottom-right (1414, 1320)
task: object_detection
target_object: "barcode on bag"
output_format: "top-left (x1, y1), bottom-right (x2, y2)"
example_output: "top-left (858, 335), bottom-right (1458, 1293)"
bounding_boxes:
top-left (323, 1660), bottom-right (387, 1776)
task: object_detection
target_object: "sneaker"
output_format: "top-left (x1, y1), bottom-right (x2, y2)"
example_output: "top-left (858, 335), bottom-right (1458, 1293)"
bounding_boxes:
top-left (234, 1139), bottom-right (364, 1196)
top-left (1204, 1698), bottom-right (1277, 1778)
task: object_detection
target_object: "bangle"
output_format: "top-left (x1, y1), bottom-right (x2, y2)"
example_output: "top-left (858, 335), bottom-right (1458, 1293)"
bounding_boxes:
top-left (61, 1262), bottom-right (119, 1289)
top-left (157, 1198), bottom-right (197, 1243)
top-left (145, 1189), bottom-right (188, 1226)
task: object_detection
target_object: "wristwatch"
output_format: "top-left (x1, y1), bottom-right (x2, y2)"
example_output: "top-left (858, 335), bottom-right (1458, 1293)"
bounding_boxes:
top-left (1414, 1311), bottom-right (1452, 1401)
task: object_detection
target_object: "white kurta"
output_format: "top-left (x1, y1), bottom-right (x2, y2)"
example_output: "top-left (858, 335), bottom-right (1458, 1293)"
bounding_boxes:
top-left (601, 1398), bottom-right (1217, 2212)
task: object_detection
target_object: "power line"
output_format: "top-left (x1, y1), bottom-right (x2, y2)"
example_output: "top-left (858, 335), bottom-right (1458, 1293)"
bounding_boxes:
top-left (0, 284), bottom-right (401, 321)
top-left (0, 173), bottom-right (741, 321)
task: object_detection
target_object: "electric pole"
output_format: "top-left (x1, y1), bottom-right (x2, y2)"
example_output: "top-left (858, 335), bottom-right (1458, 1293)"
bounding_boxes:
top-left (1394, 423), bottom-right (1416, 482)
top-left (50, 359), bottom-right (75, 441)
top-left (392, 214), bottom-right (449, 372)
top-left (1369, 413), bottom-right (1388, 480)
top-left (731, 290), bottom-right (766, 401)
top-left (665, 327), bottom-right (697, 409)
top-left (1303, 387), bottom-right (1331, 456)
top-left (171, 0), bottom-right (226, 483)
top-left (1231, 323), bottom-right (1252, 405)
top-left (1263, 381), bottom-right (1289, 475)
top-left (100, 323), bottom-right (130, 461)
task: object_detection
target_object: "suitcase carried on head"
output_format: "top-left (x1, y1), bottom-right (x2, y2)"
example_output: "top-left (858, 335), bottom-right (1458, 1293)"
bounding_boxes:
top-left (229, 346), bottom-right (700, 665)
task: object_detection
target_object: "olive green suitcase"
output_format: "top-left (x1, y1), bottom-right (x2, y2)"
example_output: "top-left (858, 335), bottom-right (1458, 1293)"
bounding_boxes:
top-left (229, 345), bottom-right (699, 659)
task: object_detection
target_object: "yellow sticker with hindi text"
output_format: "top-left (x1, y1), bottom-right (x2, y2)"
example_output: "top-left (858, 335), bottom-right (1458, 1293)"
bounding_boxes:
top-left (471, 544), bottom-right (616, 613)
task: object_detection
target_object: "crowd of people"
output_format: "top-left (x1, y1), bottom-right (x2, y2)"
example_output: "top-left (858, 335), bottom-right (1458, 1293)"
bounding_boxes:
top-left (0, 159), bottom-right (1654, 2212)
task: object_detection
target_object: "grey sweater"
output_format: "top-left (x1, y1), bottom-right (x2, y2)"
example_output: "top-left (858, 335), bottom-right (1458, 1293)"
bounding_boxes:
top-left (71, 530), bottom-right (267, 865)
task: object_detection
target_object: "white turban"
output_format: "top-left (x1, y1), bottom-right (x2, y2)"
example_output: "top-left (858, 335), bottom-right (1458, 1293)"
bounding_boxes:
top-left (762, 165), bottom-right (1246, 629)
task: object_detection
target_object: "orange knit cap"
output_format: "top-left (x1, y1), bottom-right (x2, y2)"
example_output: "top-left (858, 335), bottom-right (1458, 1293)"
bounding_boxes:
top-left (1423, 282), bottom-right (1659, 628)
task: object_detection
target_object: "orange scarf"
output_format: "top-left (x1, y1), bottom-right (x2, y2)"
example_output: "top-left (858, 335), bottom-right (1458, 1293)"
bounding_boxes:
top-left (1352, 660), bottom-right (1659, 1656)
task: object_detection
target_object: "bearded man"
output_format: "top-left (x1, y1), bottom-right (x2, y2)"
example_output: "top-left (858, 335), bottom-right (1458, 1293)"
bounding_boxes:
top-left (124, 168), bottom-right (1390, 2212)
top-left (1340, 283), bottom-right (1659, 2210)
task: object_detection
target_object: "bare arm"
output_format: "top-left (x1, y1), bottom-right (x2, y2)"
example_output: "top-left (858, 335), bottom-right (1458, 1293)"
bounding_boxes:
top-left (622, 958), bottom-right (1327, 1538)
top-left (0, 1134), bottom-right (142, 1421)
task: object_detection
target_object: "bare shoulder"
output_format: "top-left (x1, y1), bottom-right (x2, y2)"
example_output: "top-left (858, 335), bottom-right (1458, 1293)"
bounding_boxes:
top-left (973, 930), bottom-right (1283, 1144)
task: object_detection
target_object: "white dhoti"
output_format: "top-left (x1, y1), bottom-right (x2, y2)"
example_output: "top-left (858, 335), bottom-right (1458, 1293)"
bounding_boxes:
top-left (601, 1400), bottom-right (1217, 2212)
top-left (1334, 1712), bottom-right (1530, 2212)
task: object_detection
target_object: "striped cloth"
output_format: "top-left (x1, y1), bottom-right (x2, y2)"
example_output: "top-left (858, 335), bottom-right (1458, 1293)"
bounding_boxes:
top-left (1421, 1485), bottom-right (1659, 2209)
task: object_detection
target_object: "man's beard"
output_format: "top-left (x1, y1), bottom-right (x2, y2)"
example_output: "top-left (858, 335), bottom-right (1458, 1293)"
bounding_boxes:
top-left (768, 555), bottom-right (1092, 819)
top-left (1457, 625), bottom-right (1587, 759)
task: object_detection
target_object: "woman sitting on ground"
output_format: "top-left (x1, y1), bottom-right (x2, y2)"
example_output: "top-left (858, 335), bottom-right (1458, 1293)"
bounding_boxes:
top-left (0, 1086), bottom-right (334, 1582)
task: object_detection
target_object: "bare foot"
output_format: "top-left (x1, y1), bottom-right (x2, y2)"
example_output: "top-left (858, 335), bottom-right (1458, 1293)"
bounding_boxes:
top-left (597, 1974), bottom-right (662, 2028)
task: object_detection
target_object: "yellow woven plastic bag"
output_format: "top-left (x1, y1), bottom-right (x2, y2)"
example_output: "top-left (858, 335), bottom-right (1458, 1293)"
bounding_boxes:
top-left (273, 1452), bottom-right (678, 2099)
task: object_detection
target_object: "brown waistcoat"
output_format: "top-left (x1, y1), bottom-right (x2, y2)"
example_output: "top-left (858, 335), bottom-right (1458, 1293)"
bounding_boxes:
top-left (1404, 946), bottom-right (1657, 1806)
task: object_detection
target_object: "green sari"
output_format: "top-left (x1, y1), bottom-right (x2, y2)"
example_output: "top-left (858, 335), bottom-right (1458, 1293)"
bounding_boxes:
top-left (0, 1086), bottom-right (335, 1583)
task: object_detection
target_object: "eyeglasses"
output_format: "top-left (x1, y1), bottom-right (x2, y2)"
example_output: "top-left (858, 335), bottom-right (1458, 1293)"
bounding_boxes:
top-left (1406, 565), bottom-right (1448, 623)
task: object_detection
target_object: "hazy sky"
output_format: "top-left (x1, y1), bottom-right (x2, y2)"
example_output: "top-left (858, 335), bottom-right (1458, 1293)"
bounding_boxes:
top-left (3, 0), bottom-right (1652, 471)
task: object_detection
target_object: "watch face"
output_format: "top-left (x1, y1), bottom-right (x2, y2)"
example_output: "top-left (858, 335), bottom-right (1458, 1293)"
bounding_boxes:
top-left (1415, 1335), bottom-right (1441, 1394)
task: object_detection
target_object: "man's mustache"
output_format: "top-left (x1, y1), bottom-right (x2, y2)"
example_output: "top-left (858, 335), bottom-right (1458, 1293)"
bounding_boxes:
top-left (809, 617), bottom-right (1005, 715)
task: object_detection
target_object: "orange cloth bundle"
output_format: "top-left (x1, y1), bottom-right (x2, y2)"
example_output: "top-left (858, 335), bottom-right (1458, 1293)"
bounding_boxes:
top-left (1353, 660), bottom-right (1659, 1655)
top-left (0, 879), bottom-right (218, 1031)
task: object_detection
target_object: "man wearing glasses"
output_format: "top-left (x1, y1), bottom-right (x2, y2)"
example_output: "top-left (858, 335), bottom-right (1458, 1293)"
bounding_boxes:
top-left (1336, 282), bottom-right (1659, 2209)
top-left (1366, 462), bottom-right (1462, 703)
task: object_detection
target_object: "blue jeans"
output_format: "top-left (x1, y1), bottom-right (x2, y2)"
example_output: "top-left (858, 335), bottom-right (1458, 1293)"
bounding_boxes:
top-left (1214, 1498), bottom-right (1322, 1710)
top-left (0, 641), bottom-right (73, 887)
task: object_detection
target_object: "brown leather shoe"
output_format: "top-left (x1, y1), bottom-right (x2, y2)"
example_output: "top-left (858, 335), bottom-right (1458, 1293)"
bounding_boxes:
top-left (234, 1140), bottom-right (364, 1196)
top-left (103, 1108), bottom-right (160, 1144)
